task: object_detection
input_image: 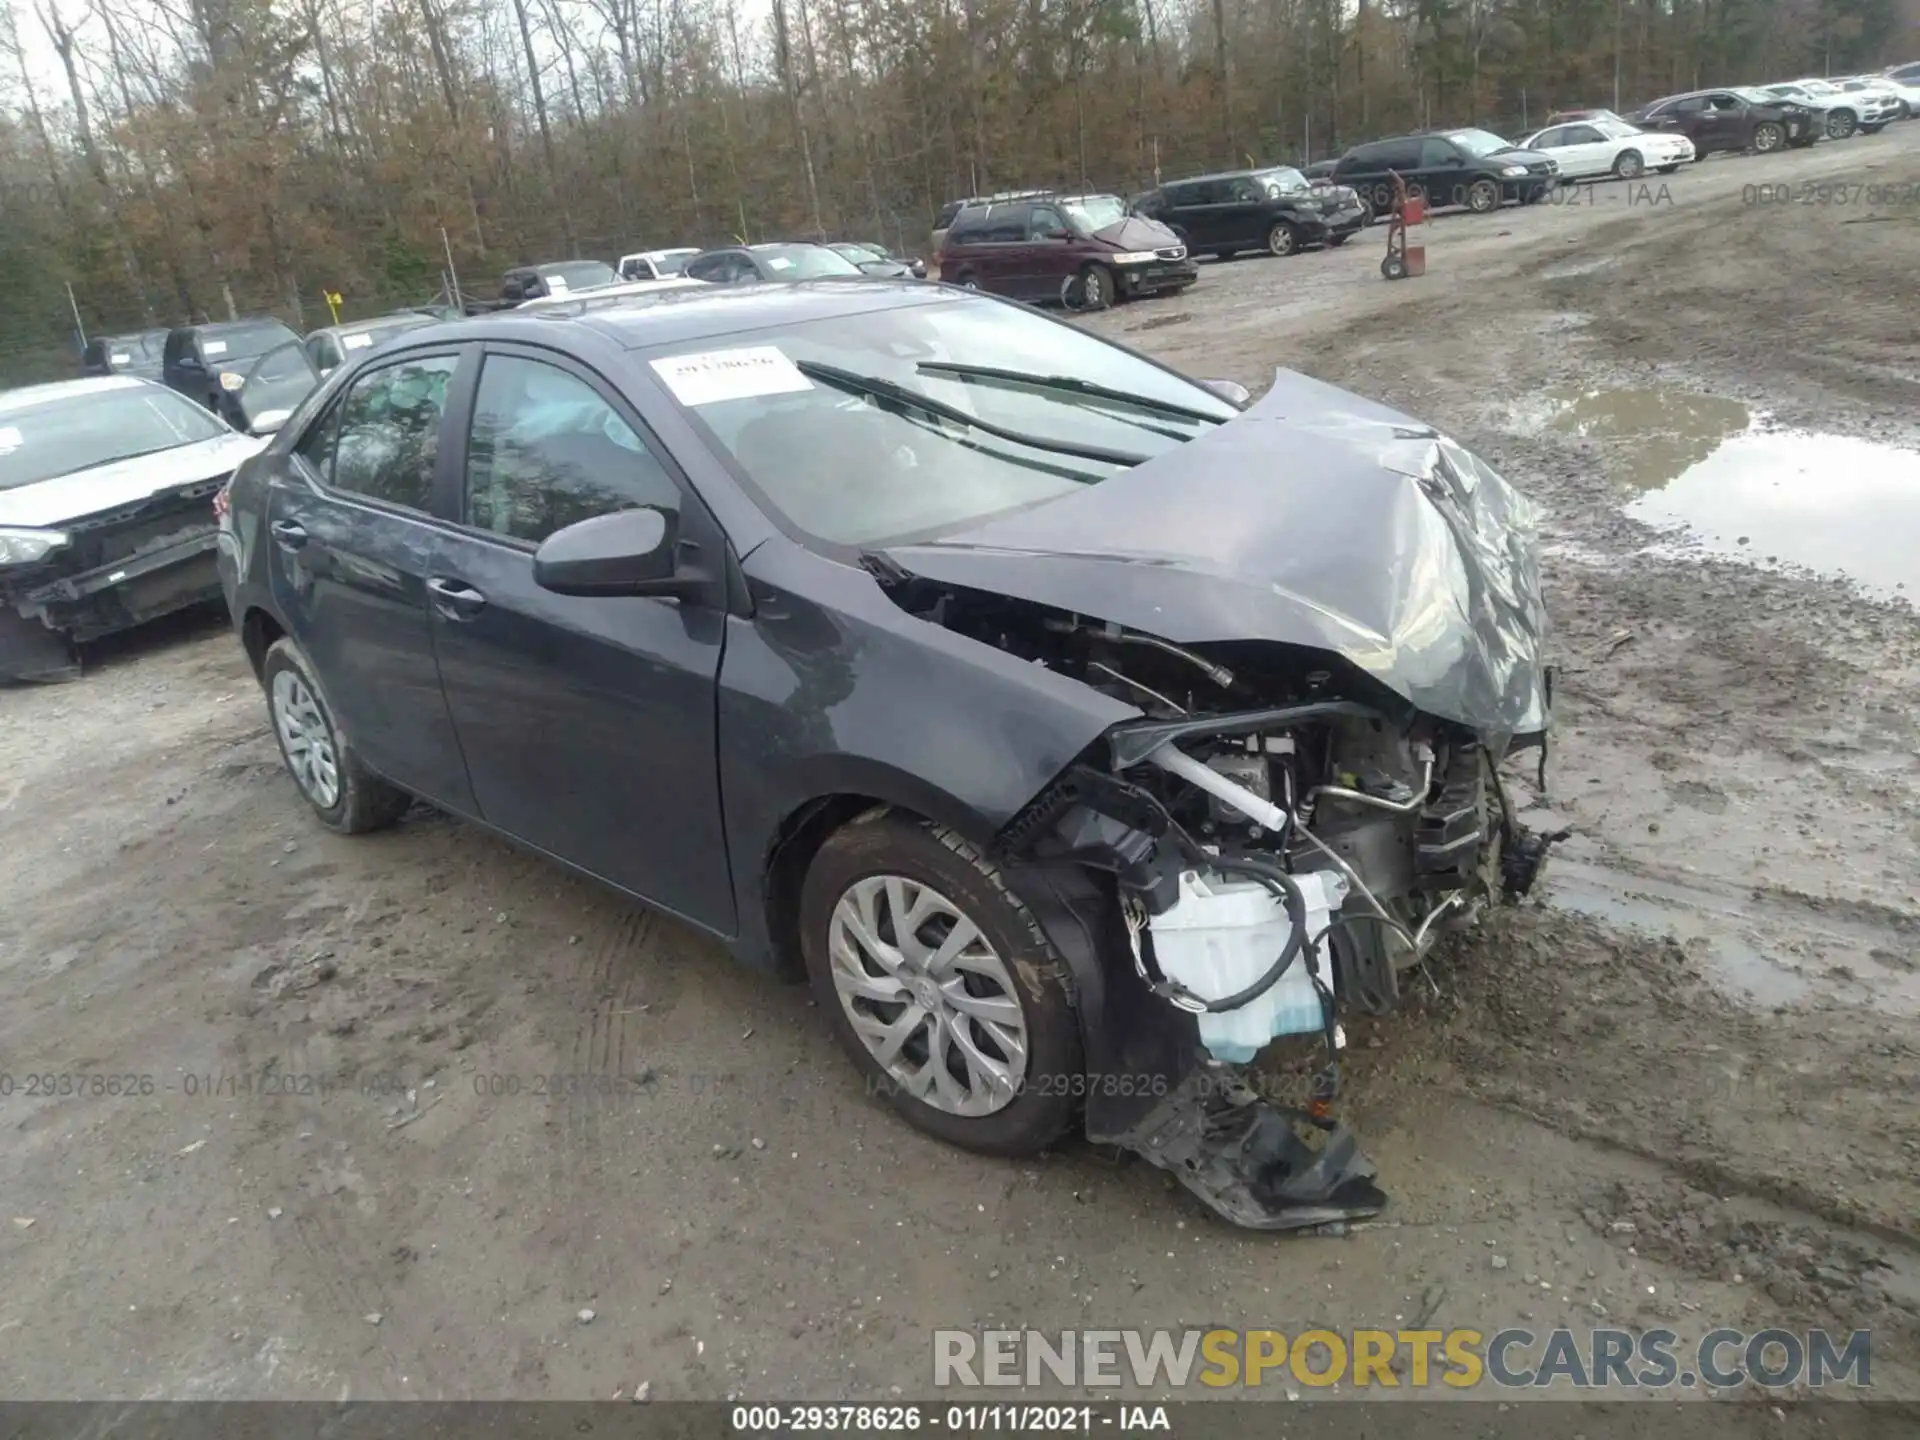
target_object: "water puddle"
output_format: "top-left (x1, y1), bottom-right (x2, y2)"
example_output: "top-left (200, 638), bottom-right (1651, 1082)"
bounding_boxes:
top-left (1545, 388), bottom-right (1920, 598)
top-left (1546, 859), bottom-right (1813, 1007)
top-left (1548, 387), bottom-right (1752, 490)
top-left (1545, 856), bottom-right (1920, 1013)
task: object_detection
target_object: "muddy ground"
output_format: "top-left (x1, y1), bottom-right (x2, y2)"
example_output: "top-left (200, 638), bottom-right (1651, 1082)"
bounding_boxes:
top-left (3, 133), bottom-right (1919, 1405)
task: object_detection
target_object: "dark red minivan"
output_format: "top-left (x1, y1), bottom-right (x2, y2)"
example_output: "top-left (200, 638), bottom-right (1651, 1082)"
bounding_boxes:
top-left (936, 194), bottom-right (1197, 310)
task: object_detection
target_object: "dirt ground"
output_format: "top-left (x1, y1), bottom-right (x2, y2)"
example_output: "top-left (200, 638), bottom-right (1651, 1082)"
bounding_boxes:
top-left (4, 134), bottom-right (1920, 1405)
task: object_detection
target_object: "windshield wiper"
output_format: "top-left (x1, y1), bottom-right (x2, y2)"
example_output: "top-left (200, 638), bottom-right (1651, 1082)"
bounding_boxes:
top-left (916, 362), bottom-right (1230, 429)
top-left (793, 360), bottom-right (1149, 467)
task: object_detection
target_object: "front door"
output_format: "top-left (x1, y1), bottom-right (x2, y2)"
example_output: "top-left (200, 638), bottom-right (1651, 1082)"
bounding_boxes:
top-left (267, 349), bottom-right (476, 809)
top-left (1016, 203), bottom-right (1075, 300)
top-left (427, 346), bottom-right (736, 932)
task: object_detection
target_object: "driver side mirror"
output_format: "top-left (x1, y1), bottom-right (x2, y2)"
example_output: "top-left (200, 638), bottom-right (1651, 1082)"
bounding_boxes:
top-left (534, 506), bottom-right (701, 599)
top-left (1041, 228), bottom-right (1072, 241)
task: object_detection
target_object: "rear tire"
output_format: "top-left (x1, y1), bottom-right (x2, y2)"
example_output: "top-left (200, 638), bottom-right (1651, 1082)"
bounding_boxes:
top-left (799, 812), bottom-right (1083, 1157)
top-left (262, 637), bottom-right (411, 835)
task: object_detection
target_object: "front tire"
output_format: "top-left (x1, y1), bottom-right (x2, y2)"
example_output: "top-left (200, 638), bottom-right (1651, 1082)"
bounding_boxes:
top-left (262, 637), bottom-right (411, 834)
top-left (799, 812), bottom-right (1083, 1156)
top-left (1466, 177), bottom-right (1500, 213)
top-left (1077, 263), bottom-right (1114, 311)
top-left (1826, 110), bottom-right (1856, 140)
top-left (1752, 121), bottom-right (1786, 152)
top-left (1612, 148), bottom-right (1645, 179)
top-left (1266, 221), bottom-right (1299, 256)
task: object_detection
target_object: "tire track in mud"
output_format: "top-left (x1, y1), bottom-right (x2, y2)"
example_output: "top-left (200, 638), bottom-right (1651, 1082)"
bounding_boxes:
top-left (543, 902), bottom-right (662, 1301)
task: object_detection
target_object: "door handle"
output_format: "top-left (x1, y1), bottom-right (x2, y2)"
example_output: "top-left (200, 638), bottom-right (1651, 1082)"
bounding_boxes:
top-left (269, 519), bottom-right (308, 550)
top-left (426, 576), bottom-right (487, 620)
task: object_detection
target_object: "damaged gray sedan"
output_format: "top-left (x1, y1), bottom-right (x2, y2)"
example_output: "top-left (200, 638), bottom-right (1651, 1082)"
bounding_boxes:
top-left (217, 281), bottom-right (1554, 1229)
top-left (1, 376), bottom-right (266, 681)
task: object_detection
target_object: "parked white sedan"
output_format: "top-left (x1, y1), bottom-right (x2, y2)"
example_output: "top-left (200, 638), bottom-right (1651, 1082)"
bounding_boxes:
top-left (1518, 117), bottom-right (1695, 179)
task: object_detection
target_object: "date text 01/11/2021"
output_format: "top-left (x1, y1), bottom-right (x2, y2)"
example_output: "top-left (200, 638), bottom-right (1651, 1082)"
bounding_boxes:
top-left (730, 1405), bottom-right (1172, 1433)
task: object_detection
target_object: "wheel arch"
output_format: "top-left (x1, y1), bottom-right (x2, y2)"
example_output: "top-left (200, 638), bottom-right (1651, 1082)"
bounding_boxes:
top-left (755, 764), bottom-right (1008, 981)
top-left (240, 604), bottom-right (287, 680)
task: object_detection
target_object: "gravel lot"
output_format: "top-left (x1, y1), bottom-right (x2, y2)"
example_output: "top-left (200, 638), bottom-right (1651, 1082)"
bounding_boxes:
top-left (4, 132), bottom-right (1919, 1402)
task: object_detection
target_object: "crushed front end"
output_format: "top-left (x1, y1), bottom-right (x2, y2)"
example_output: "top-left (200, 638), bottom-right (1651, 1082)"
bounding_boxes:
top-left (882, 376), bottom-right (1558, 1229)
top-left (0, 478), bottom-right (228, 681)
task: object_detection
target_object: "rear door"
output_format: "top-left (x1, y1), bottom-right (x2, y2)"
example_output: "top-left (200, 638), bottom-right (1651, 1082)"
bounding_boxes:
top-left (267, 348), bottom-right (477, 809)
top-left (425, 344), bottom-right (735, 929)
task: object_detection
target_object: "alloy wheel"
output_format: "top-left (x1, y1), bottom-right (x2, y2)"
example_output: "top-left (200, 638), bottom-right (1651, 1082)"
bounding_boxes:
top-left (826, 874), bottom-right (1029, 1117)
top-left (1267, 223), bottom-right (1296, 256)
top-left (1614, 149), bottom-right (1644, 178)
top-left (271, 669), bottom-right (340, 810)
top-left (1468, 179), bottom-right (1499, 212)
top-left (1754, 122), bottom-right (1785, 151)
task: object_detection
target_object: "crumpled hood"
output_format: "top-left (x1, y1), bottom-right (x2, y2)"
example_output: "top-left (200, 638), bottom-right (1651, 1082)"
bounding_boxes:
top-left (0, 430), bottom-right (266, 529)
top-left (1091, 215), bottom-right (1182, 251)
top-left (884, 369), bottom-right (1548, 745)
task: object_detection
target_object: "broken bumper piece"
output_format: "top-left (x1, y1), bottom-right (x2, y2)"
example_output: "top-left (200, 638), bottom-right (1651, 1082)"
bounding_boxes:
top-left (1100, 1068), bottom-right (1386, 1231)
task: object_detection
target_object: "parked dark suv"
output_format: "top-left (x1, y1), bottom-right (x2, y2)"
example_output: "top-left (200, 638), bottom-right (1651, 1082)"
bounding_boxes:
top-left (79, 329), bottom-right (168, 379)
top-left (937, 194), bottom-right (1194, 309)
top-left (1332, 130), bottom-right (1558, 216)
top-left (1132, 167), bottom-right (1368, 258)
top-left (1628, 89), bottom-right (1818, 154)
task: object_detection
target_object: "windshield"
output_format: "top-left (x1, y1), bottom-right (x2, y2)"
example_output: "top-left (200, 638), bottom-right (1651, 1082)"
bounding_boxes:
top-left (1593, 119), bottom-right (1643, 139)
top-left (339, 316), bottom-right (433, 354)
top-left (201, 322), bottom-right (298, 365)
top-left (651, 250), bottom-right (697, 275)
top-left (753, 245), bottom-right (863, 279)
top-left (642, 297), bottom-right (1238, 547)
top-left (539, 261), bottom-right (619, 291)
top-left (1060, 195), bottom-right (1128, 233)
top-left (1253, 167), bottom-right (1311, 194)
top-left (1744, 87), bottom-right (1794, 103)
top-left (1446, 128), bottom-right (1517, 157)
top-left (0, 384), bottom-right (229, 490)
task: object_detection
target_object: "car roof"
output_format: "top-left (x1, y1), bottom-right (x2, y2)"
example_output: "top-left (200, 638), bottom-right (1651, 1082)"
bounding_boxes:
top-left (0, 375), bottom-right (153, 412)
top-left (1164, 167), bottom-right (1298, 184)
top-left (174, 317), bottom-right (296, 336)
top-left (405, 279), bottom-right (948, 356)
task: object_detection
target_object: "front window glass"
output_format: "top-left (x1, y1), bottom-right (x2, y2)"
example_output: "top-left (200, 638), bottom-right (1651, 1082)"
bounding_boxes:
top-left (0, 384), bottom-right (229, 490)
top-left (1060, 195), bottom-right (1127, 232)
top-left (1445, 129), bottom-right (1515, 158)
top-left (463, 356), bottom-right (678, 544)
top-left (643, 297), bottom-right (1238, 548)
top-left (330, 355), bottom-right (459, 511)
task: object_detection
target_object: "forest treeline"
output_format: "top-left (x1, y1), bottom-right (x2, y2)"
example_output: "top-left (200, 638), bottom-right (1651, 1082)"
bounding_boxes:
top-left (0, 0), bottom-right (1908, 378)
